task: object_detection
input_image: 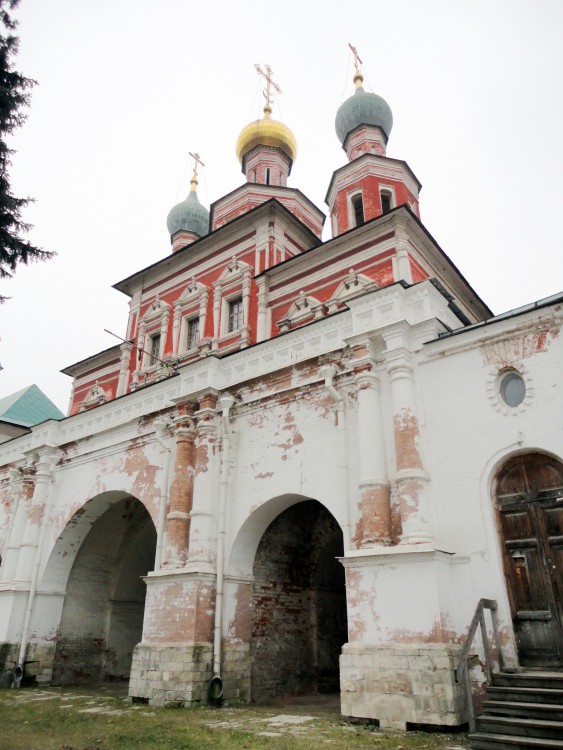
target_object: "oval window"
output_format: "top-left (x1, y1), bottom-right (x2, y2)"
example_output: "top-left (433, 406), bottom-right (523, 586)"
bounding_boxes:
top-left (499, 370), bottom-right (526, 407)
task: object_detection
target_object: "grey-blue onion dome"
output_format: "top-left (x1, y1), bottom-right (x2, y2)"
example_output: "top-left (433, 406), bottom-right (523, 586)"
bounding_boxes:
top-left (335, 86), bottom-right (393, 145)
top-left (166, 188), bottom-right (210, 238)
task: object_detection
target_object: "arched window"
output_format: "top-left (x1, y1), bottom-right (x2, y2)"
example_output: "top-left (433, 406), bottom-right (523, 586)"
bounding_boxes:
top-left (380, 190), bottom-right (393, 214)
top-left (351, 194), bottom-right (364, 227)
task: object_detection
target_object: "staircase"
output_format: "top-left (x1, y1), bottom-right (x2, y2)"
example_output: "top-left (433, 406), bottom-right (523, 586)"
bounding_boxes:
top-left (469, 671), bottom-right (563, 750)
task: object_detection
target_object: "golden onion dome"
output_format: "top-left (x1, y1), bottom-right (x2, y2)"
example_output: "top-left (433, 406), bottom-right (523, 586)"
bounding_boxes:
top-left (236, 110), bottom-right (297, 164)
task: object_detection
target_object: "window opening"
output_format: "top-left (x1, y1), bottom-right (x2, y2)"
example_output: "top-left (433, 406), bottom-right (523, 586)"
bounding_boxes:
top-left (228, 298), bottom-right (243, 332)
top-left (380, 190), bottom-right (392, 214)
top-left (499, 370), bottom-right (526, 407)
top-left (265, 167), bottom-right (271, 185)
top-left (149, 334), bottom-right (161, 365)
top-left (351, 194), bottom-right (364, 227)
top-left (187, 318), bottom-right (200, 350)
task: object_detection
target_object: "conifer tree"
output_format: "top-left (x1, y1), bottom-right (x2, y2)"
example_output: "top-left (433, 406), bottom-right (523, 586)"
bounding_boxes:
top-left (0, 0), bottom-right (53, 301)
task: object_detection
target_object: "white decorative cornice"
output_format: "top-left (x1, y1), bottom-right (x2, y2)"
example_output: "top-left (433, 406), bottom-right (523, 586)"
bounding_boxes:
top-left (0, 282), bottom-right (465, 469)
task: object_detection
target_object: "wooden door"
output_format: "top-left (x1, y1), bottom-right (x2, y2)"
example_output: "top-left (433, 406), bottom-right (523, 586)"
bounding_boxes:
top-left (495, 453), bottom-right (563, 667)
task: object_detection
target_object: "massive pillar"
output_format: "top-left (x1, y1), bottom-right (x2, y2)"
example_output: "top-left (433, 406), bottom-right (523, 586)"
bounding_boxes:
top-left (349, 337), bottom-right (391, 547)
top-left (163, 406), bottom-right (196, 568)
top-left (129, 391), bottom-right (220, 707)
top-left (340, 325), bottom-right (463, 729)
top-left (14, 449), bottom-right (59, 583)
top-left (383, 331), bottom-right (433, 544)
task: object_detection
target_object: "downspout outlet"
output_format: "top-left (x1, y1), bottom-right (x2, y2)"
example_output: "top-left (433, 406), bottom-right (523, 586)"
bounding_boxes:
top-left (319, 364), bottom-right (340, 402)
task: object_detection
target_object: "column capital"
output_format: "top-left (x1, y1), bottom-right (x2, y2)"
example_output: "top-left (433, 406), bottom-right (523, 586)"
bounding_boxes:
top-left (380, 319), bottom-right (413, 352)
top-left (120, 340), bottom-right (134, 353)
top-left (33, 447), bottom-right (62, 477)
top-left (384, 347), bottom-right (414, 377)
top-left (354, 368), bottom-right (380, 390)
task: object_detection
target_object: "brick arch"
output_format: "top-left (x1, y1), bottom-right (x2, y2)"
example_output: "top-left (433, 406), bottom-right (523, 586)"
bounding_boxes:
top-left (227, 492), bottom-right (343, 578)
top-left (42, 490), bottom-right (155, 593)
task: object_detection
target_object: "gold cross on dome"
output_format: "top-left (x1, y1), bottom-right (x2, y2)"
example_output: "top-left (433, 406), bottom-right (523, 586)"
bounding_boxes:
top-left (189, 151), bottom-right (205, 183)
top-left (255, 63), bottom-right (282, 113)
top-left (349, 43), bottom-right (363, 76)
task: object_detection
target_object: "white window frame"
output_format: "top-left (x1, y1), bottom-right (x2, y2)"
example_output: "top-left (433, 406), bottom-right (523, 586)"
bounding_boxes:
top-left (348, 190), bottom-right (365, 228)
top-left (137, 295), bottom-right (171, 372)
top-left (227, 297), bottom-right (244, 333)
top-left (174, 280), bottom-right (209, 356)
top-left (185, 316), bottom-right (201, 350)
top-left (213, 257), bottom-right (252, 342)
top-left (379, 184), bottom-right (396, 213)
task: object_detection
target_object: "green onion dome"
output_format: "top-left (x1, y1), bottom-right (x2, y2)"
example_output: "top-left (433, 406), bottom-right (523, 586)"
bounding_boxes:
top-left (335, 77), bottom-right (393, 146)
top-left (166, 184), bottom-right (210, 238)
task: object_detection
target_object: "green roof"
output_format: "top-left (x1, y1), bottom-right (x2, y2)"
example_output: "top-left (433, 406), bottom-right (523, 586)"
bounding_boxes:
top-left (166, 189), bottom-right (210, 238)
top-left (335, 86), bottom-right (393, 145)
top-left (0, 384), bottom-right (64, 427)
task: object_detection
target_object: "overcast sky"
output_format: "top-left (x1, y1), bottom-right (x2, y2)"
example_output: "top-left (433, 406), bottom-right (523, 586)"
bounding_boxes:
top-left (1, 0), bottom-right (562, 413)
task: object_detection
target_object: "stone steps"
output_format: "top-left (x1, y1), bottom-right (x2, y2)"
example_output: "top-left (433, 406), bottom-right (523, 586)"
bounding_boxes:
top-left (469, 671), bottom-right (563, 750)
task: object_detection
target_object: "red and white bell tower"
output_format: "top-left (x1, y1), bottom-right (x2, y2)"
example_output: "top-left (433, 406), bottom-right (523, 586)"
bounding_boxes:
top-left (326, 47), bottom-right (422, 237)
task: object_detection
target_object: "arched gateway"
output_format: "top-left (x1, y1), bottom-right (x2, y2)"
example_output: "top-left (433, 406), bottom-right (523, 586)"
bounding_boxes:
top-left (43, 493), bottom-right (156, 684)
top-left (229, 495), bottom-right (347, 702)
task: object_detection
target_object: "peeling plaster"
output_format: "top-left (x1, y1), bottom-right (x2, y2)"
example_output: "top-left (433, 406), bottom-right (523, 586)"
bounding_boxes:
top-left (480, 328), bottom-right (560, 367)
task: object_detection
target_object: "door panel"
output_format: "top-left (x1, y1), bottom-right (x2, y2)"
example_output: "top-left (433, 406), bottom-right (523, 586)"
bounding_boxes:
top-left (495, 454), bottom-right (563, 668)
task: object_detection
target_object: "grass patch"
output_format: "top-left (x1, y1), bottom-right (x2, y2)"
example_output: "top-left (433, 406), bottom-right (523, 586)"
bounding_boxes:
top-left (0, 685), bottom-right (468, 750)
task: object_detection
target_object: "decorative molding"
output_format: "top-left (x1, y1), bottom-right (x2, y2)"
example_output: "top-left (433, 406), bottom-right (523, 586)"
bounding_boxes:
top-left (486, 365), bottom-right (534, 416)
top-left (173, 278), bottom-right (210, 356)
top-left (277, 290), bottom-right (325, 332)
top-left (326, 269), bottom-right (378, 313)
top-left (79, 381), bottom-right (109, 411)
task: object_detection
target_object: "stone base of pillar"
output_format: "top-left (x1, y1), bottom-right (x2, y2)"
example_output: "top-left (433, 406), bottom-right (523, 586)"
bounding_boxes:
top-left (1, 640), bottom-right (57, 688)
top-left (0, 641), bottom-right (19, 687)
top-left (127, 642), bottom-right (251, 708)
top-left (222, 642), bottom-right (251, 703)
top-left (128, 642), bottom-right (213, 707)
top-left (340, 642), bottom-right (465, 729)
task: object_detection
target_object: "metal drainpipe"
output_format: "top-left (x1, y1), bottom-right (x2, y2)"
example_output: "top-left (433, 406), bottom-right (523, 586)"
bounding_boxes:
top-left (209, 393), bottom-right (235, 703)
top-left (319, 365), bottom-right (352, 551)
top-left (153, 420), bottom-right (172, 570)
top-left (14, 452), bottom-right (58, 687)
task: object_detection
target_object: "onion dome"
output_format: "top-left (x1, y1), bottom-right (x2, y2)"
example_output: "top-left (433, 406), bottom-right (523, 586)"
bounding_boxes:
top-left (236, 105), bottom-right (297, 165)
top-left (335, 70), bottom-right (393, 146)
top-left (166, 175), bottom-right (210, 238)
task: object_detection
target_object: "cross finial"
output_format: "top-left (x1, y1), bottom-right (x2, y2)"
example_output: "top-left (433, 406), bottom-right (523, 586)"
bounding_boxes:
top-left (255, 63), bottom-right (282, 117)
top-left (188, 151), bottom-right (205, 191)
top-left (348, 43), bottom-right (364, 88)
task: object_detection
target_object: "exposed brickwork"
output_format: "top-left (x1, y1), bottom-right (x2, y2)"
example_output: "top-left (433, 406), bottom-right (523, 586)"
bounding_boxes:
top-left (251, 500), bottom-right (347, 700)
top-left (354, 483), bottom-right (392, 547)
top-left (142, 578), bottom-right (215, 644)
top-left (480, 327), bottom-right (560, 367)
top-left (164, 410), bottom-right (196, 567)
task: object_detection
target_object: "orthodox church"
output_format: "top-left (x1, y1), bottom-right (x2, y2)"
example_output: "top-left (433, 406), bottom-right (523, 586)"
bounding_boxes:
top-left (0, 57), bottom-right (561, 732)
